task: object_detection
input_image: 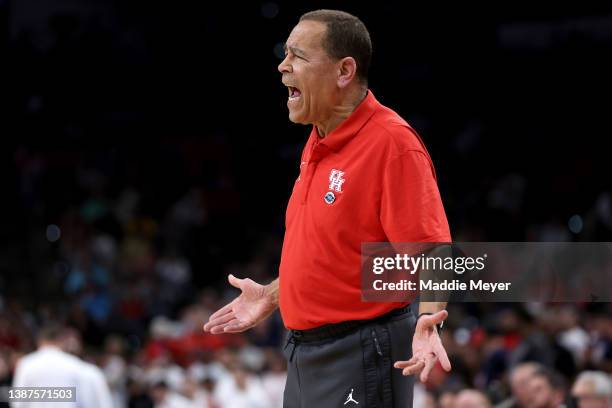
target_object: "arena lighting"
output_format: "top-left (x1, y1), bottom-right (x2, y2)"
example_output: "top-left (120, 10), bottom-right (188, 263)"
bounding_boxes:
top-left (273, 42), bottom-right (285, 59)
top-left (568, 214), bottom-right (584, 234)
top-left (45, 224), bottom-right (61, 242)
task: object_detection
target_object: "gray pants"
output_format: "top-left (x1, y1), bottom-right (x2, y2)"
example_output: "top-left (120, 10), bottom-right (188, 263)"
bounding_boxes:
top-left (282, 309), bottom-right (416, 408)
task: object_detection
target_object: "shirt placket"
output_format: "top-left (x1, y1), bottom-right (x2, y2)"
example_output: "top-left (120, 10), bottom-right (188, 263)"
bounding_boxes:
top-left (300, 141), bottom-right (328, 204)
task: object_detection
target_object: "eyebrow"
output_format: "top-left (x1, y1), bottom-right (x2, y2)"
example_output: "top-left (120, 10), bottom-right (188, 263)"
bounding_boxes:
top-left (283, 43), bottom-right (308, 59)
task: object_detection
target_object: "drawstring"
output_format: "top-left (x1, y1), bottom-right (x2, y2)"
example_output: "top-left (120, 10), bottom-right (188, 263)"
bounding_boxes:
top-left (284, 330), bottom-right (303, 362)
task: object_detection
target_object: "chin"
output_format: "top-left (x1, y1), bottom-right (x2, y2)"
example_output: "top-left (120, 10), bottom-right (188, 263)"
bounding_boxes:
top-left (288, 112), bottom-right (307, 125)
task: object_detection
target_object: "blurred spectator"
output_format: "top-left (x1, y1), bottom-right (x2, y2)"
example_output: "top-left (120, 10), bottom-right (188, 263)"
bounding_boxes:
top-left (61, 327), bottom-right (84, 357)
top-left (414, 383), bottom-right (437, 407)
top-left (557, 307), bottom-right (590, 368)
top-left (0, 351), bottom-right (11, 408)
top-left (260, 350), bottom-right (287, 408)
top-left (439, 388), bottom-right (459, 408)
top-left (570, 371), bottom-right (612, 408)
top-left (181, 377), bottom-right (218, 408)
top-left (455, 389), bottom-right (492, 408)
top-left (497, 362), bottom-right (544, 408)
top-left (587, 310), bottom-right (612, 372)
top-left (150, 381), bottom-right (195, 408)
top-left (11, 323), bottom-right (113, 408)
top-left (102, 335), bottom-right (128, 408)
top-left (126, 378), bottom-right (153, 408)
top-left (214, 364), bottom-right (271, 408)
top-left (525, 367), bottom-right (567, 408)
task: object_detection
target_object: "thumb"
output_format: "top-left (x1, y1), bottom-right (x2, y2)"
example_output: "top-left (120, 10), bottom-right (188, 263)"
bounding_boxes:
top-left (228, 274), bottom-right (243, 290)
top-left (419, 310), bottom-right (448, 329)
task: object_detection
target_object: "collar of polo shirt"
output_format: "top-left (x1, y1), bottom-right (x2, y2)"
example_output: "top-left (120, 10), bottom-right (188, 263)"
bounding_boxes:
top-left (314, 90), bottom-right (378, 153)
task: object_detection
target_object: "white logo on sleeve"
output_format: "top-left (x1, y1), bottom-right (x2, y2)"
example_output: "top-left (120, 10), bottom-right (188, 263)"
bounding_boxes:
top-left (344, 388), bottom-right (359, 405)
top-left (328, 169), bottom-right (345, 192)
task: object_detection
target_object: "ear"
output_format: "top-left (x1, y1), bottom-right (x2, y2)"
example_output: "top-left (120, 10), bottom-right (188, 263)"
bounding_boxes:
top-left (337, 56), bottom-right (357, 88)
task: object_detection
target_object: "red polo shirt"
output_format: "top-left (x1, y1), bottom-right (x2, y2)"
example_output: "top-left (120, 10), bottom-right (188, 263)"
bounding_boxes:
top-left (279, 91), bottom-right (451, 330)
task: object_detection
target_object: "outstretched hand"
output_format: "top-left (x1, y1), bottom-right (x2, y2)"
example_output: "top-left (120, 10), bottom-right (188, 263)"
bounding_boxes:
top-left (394, 310), bottom-right (451, 382)
top-left (203, 275), bottom-right (278, 334)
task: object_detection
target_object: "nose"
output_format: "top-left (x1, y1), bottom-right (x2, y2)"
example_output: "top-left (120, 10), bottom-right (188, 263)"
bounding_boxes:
top-left (278, 56), bottom-right (292, 74)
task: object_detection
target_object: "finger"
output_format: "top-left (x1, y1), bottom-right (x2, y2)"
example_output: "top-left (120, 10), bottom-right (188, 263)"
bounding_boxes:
top-left (420, 356), bottom-right (436, 382)
top-left (402, 360), bottom-right (425, 375)
top-left (394, 356), bottom-right (418, 368)
top-left (416, 310), bottom-right (448, 333)
top-left (434, 341), bottom-right (452, 371)
top-left (204, 311), bottom-right (236, 332)
top-left (427, 310), bottom-right (448, 326)
top-left (210, 317), bottom-right (252, 334)
top-left (228, 274), bottom-right (243, 290)
top-left (401, 360), bottom-right (425, 376)
top-left (208, 301), bottom-right (235, 321)
top-left (210, 319), bottom-right (239, 334)
top-left (223, 320), bottom-right (251, 333)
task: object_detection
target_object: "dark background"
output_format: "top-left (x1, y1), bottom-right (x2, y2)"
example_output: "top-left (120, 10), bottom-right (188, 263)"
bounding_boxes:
top-left (1, 0), bottom-right (612, 397)
top-left (3, 1), bottom-right (612, 283)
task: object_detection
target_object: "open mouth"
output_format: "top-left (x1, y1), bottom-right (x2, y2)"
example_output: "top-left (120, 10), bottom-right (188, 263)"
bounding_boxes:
top-left (288, 86), bottom-right (302, 100)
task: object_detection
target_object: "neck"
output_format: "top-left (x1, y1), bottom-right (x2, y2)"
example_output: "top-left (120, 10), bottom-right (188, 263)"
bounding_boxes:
top-left (316, 86), bottom-right (367, 137)
top-left (38, 342), bottom-right (60, 350)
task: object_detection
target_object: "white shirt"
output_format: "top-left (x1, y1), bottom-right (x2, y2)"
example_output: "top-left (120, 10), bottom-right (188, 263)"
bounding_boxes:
top-left (154, 392), bottom-right (197, 408)
top-left (261, 372), bottom-right (286, 408)
top-left (214, 375), bottom-right (271, 408)
top-left (11, 346), bottom-right (114, 408)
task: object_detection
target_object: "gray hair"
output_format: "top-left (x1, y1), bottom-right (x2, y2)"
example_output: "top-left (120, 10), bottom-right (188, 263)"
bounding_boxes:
top-left (574, 371), bottom-right (612, 397)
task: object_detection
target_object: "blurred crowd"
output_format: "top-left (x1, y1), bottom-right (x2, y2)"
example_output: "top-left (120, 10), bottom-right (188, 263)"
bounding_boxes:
top-left (2, 295), bottom-right (612, 407)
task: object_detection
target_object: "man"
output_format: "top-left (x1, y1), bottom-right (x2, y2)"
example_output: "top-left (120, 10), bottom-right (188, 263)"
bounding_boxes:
top-left (11, 324), bottom-right (113, 408)
top-left (525, 367), bottom-right (567, 408)
top-left (204, 9), bottom-right (451, 407)
top-left (571, 371), bottom-right (612, 408)
top-left (497, 362), bottom-right (544, 408)
top-left (455, 389), bottom-right (492, 408)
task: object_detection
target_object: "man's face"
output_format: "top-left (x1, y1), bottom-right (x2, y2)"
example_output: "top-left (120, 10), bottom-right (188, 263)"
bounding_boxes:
top-left (438, 392), bottom-right (456, 408)
top-left (572, 381), bottom-right (611, 408)
top-left (511, 366), bottom-right (537, 406)
top-left (455, 390), bottom-right (490, 408)
top-left (278, 20), bottom-right (340, 125)
top-left (526, 376), bottom-right (562, 408)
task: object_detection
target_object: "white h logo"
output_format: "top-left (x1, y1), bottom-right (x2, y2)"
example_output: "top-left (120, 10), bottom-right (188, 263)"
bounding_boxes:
top-left (328, 169), bottom-right (345, 192)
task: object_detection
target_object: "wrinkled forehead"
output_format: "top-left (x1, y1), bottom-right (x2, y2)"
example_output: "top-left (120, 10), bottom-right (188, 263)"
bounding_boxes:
top-left (285, 20), bottom-right (328, 54)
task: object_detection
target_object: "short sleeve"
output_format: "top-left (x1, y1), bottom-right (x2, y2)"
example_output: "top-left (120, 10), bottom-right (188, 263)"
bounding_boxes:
top-left (380, 150), bottom-right (451, 243)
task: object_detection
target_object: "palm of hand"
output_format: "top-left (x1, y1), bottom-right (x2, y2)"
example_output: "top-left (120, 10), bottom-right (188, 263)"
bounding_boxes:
top-left (411, 323), bottom-right (437, 361)
top-left (229, 280), bottom-right (273, 328)
top-left (203, 275), bottom-right (277, 334)
top-left (393, 310), bottom-right (451, 382)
